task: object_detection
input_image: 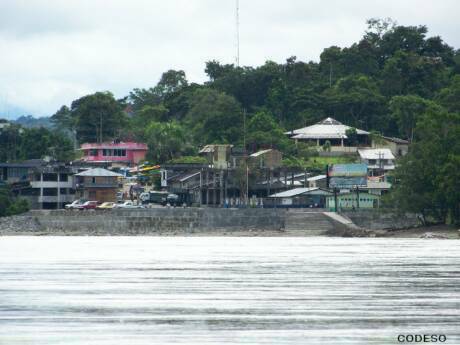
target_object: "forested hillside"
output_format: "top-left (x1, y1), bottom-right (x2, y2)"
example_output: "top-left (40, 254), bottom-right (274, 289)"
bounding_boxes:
top-left (1, 19), bottom-right (459, 223)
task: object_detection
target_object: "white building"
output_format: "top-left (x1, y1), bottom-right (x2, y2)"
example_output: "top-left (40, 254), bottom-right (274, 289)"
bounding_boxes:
top-left (358, 148), bottom-right (395, 176)
top-left (287, 117), bottom-right (371, 154)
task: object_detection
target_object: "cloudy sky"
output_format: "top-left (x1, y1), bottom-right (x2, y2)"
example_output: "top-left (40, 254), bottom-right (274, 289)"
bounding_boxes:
top-left (0, 0), bottom-right (458, 117)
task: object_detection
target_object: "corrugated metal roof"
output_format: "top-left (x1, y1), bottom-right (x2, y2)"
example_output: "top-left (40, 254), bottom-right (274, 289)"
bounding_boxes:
top-left (383, 136), bottom-right (409, 144)
top-left (288, 117), bottom-right (369, 139)
top-left (358, 148), bottom-right (395, 160)
top-left (75, 168), bottom-right (123, 177)
top-left (307, 174), bottom-right (326, 181)
top-left (269, 187), bottom-right (331, 198)
top-left (250, 149), bottom-right (273, 157)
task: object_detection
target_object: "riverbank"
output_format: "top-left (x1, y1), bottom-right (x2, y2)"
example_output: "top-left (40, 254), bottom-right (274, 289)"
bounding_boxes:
top-left (0, 210), bottom-right (457, 238)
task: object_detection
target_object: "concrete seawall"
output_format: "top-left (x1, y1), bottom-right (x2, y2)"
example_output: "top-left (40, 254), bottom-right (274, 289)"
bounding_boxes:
top-left (30, 208), bottom-right (289, 234)
top-left (0, 208), bottom-right (349, 236)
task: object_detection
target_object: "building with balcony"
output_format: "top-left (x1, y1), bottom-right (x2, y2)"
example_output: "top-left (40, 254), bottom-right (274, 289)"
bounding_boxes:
top-left (286, 117), bottom-right (372, 154)
top-left (80, 141), bottom-right (148, 166)
top-left (287, 117), bottom-right (409, 157)
top-left (75, 168), bottom-right (123, 202)
top-left (0, 161), bottom-right (77, 209)
top-left (358, 148), bottom-right (395, 176)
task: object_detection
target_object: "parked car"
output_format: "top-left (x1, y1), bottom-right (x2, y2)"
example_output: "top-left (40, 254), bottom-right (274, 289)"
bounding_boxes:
top-left (115, 201), bottom-right (144, 209)
top-left (65, 199), bottom-right (87, 209)
top-left (77, 201), bottom-right (98, 210)
top-left (96, 202), bottom-right (116, 210)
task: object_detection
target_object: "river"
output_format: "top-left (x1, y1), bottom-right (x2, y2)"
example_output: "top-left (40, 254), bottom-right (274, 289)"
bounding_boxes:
top-left (0, 237), bottom-right (459, 344)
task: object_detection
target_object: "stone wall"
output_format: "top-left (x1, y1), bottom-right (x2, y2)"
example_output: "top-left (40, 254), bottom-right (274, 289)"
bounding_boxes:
top-left (25, 208), bottom-right (288, 235)
top-left (341, 210), bottom-right (422, 230)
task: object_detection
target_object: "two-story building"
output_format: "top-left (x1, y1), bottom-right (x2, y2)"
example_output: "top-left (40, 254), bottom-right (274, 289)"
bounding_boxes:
top-left (358, 148), bottom-right (395, 176)
top-left (0, 160), bottom-right (77, 209)
top-left (80, 141), bottom-right (148, 167)
top-left (75, 168), bottom-right (123, 202)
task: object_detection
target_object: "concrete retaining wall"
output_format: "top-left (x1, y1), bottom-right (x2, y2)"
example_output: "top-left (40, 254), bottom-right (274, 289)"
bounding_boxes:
top-left (341, 210), bottom-right (422, 230)
top-left (29, 208), bottom-right (288, 234)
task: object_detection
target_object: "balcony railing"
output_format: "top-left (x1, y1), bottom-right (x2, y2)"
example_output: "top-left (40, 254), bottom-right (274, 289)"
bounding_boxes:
top-left (76, 182), bottom-right (119, 189)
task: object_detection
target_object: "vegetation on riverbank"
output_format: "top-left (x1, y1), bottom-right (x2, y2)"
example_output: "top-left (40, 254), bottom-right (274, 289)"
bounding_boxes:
top-left (1, 18), bottom-right (459, 223)
top-left (0, 185), bottom-right (29, 217)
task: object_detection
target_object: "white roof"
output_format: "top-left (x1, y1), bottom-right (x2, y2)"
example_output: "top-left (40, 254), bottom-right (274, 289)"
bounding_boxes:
top-left (76, 168), bottom-right (123, 177)
top-left (269, 187), bottom-right (331, 198)
top-left (366, 181), bottom-right (392, 189)
top-left (288, 117), bottom-right (369, 140)
top-left (307, 174), bottom-right (327, 182)
top-left (250, 149), bottom-right (273, 157)
top-left (358, 148), bottom-right (395, 160)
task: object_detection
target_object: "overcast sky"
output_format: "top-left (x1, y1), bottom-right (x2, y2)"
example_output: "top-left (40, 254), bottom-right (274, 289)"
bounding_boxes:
top-left (0, 0), bottom-right (458, 117)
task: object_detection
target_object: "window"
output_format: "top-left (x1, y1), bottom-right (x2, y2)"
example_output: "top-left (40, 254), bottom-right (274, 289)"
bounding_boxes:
top-left (91, 177), bottom-right (96, 184)
top-left (43, 188), bottom-right (58, 196)
top-left (60, 188), bottom-right (67, 195)
top-left (8, 168), bottom-right (29, 178)
top-left (43, 173), bottom-right (58, 181)
top-left (89, 149), bottom-right (98, 156)
top-left (103, 149), bottom-right (112, 156)
top-left (368, 159), bottom-right (376, 165)
top-left (59, 174), bottom-right (68, 182)
top-left (112, 149), bottom-right (126, 157)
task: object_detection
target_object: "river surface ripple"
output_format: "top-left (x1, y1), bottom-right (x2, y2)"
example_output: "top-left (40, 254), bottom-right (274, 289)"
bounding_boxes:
top-left (0, 237), bottom-right (459, 344)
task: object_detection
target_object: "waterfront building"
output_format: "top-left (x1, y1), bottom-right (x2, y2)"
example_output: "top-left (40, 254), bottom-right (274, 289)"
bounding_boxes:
top-left (266, 187), bottom-right (332, 208)
top-left (0, 161), bottom-right (77, 209)
top-left (326, 192), bottom-right (380, 211)
top-left (80, 141), bottom-right (148, 166)
top-left (75, 168), bottom-right (123, 203)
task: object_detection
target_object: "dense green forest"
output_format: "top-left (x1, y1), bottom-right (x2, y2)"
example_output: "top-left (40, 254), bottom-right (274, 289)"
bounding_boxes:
top-left (1, 19), bottom-right (459, 223)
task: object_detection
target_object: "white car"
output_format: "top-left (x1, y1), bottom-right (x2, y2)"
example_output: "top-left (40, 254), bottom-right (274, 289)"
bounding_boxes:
top-left (114, 201), bottom-right (144, 209)
top-left (65, 199), bottom-right (87, 209)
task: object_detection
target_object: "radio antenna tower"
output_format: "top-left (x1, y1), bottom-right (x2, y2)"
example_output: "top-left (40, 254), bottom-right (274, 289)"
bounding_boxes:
top-left (235, 0), bottom-right (240, 67)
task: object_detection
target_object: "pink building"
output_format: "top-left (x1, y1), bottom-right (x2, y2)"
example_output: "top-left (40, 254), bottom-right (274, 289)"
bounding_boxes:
top-left (80, 141), bottom-right (148, 166)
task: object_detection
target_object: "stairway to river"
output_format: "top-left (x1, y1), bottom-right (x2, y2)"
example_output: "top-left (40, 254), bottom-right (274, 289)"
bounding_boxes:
top-left (284, 210), bottom-right (335, 236)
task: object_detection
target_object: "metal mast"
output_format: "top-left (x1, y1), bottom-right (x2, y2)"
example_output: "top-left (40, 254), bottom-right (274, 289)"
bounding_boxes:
top-left (235, 0), bottom-right (240, 67)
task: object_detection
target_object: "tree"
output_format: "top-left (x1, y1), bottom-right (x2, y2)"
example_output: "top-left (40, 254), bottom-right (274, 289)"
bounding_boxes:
top-left (323, 75), bottom-right (386, 130)
top-left (71, 92), bottom-right (127, 143)
top-left (436, 75), bottom-right (460, 113)
top-left (390, 107), bottom-right (460, 224)
top-left (388, 95), bottom-right (435, 141)
top-left (345, 128), bottom-right (358, 145)
top-left (145, 121), bottom-right (191, 163)
top-left (129, 70), bottom-right (188, 112)
top-left (51, 105), bottom-right (73, 132)
top-left (246, 111), bottom-right (288, 151)
top-left (0, 186), bottom-right (29, 217)
top-left (131, 104), bottom-right (169, 140)
top-left (0, 125), bottom-right (73, 162)
top-left (185, 88), bottom-right (243, 145)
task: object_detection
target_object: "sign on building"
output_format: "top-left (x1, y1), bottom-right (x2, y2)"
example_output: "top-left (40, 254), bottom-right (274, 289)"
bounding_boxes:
top-left (328, 163), bottom-right (367, 189)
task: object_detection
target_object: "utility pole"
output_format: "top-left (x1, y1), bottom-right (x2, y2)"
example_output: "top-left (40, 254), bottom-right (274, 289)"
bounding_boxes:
top-left (243, 108), bottom-right (246, 149)
top-left (99, 113), bottom-right (103, 143)
top-left (329, 63), bottom-right (333, 88)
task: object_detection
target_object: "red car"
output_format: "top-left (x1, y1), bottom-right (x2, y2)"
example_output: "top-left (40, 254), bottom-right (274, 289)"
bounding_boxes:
top-left (77, 201), bottom-right (98, 210)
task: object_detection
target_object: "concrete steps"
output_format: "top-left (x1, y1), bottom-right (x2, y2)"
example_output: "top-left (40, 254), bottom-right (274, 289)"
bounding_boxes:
top-left (284, 211), bottom-right (334, 236)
